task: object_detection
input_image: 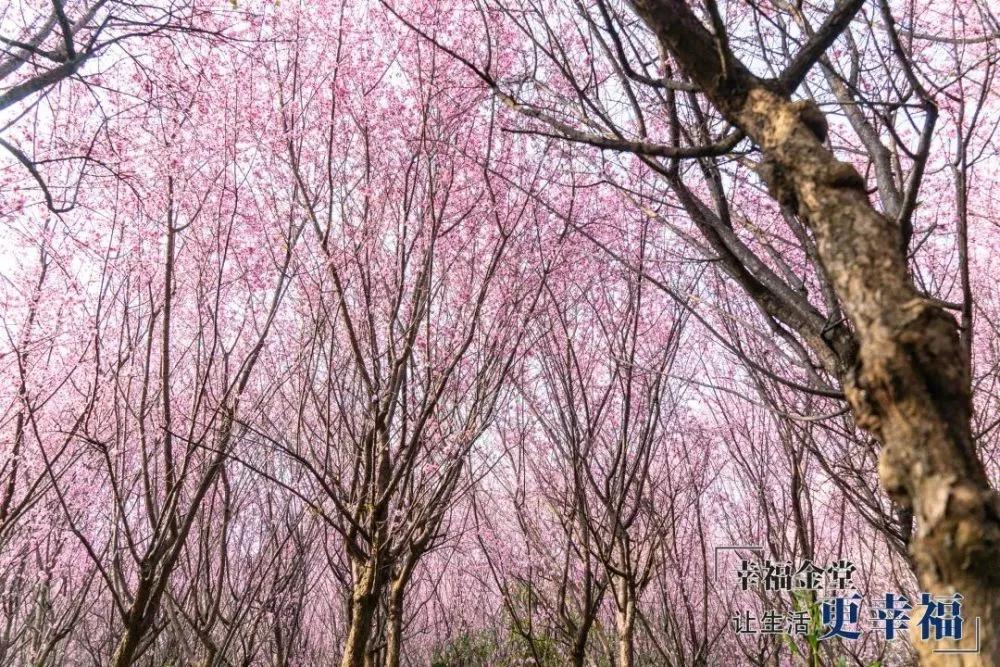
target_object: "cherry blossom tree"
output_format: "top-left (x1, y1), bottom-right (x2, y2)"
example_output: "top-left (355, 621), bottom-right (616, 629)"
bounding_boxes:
top-left (393, 0), bottom-right (1000, 661)
top-left (3, 0), bottom-right (1000, 665)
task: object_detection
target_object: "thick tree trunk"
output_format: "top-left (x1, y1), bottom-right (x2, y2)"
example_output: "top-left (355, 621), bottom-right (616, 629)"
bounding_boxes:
top-left (109, 571), bottom-right (160, 667)
top-left (733, 83), bottom-right (998, 667)
top-left (630, 1), bottom-right (1000, 664)
top-left (613, 582), bottom-right (636, 667)
top-left (340, 562), bottom-right (381, 667)
top-left (615, 611), bottom-right (635, 667)
top-left (110, 632), bottom-right (142, 667)
top-left (384, 553), bottom-right (419, 667)
top-left (570, 607), bottom-right (596, 667)
top-left (384, 579), bottom-right (405, 667)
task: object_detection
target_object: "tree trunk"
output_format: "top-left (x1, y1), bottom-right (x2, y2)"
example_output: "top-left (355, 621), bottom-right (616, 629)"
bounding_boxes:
top-left (384, 552), bottom-right (420, 667)
top-left (340, 562), bottom-right (381, 667)
top-left (570, 609), bottom-right (595, 667)
top-left (629, 1), bottom-right (1000, 663)
top-left (110, 618), bottom-right (151, 667)
top-left (614, 582), bottom-right (636, 667)
top-left (109, 573), bottom-right (158, 667)
top-left (384, 579), bottom-right (405, 667)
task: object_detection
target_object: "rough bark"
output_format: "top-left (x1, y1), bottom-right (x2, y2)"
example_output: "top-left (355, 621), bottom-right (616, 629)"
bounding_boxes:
top-left (384, 576), bottom-right (406, 667)
top-left (629, 1), bottom-right (1000, 663)
top-left (569, 585), bottom-right (598, 667)
top-left (340, 562), bottom-right (382, 667)
top-left (613, 581), bottom-right (636, 667)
